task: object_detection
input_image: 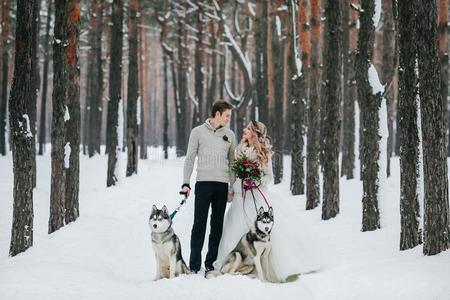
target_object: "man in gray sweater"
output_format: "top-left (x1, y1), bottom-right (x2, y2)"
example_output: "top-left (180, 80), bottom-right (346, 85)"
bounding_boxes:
top-left (180, 101), bottom-right (236, 275)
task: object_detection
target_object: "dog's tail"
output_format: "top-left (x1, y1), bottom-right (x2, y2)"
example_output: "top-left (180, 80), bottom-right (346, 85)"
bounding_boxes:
top-left (181, 259), bottom-right (190, 274)
top-left (205, 270), bottom-right (222, 279)
top-left (281, 269), bottom-right (321, 283)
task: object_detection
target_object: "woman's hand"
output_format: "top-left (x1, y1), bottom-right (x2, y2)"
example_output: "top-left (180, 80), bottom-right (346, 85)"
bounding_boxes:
top-left (227, 191), bottom-right (234, 202)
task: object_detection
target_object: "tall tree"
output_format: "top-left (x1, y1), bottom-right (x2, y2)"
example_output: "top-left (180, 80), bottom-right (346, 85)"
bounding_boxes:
top-left (270, 1), bottom-right (286, 185)
top-left (416, 0), bottom-right (450, 256)
top-left (64, 0), bottom-right (80, 224)
top-left (357, 0), bottom-right (381, 231)
top-left (193, 0), bottom-right (205, 126)
top-left (9, 0), bottom-right (37, 256)
top-left (398, 0), bottom-right (420, 251)
top-left (49, 0), bottom-right (68, 233)
top-left (438, 0), bottom-right (450, 157)
top-left (29, 0), bottom-right (40, 188)
top-left (0, 0), bottom-right (10, 156)
top-left (157, 0), bottom-right (170, 159)
top-left (87, 0), bottom-right (104, 157)
top-left (306, 0), bottom-right (321, 209)
top-left (254, 1), bottom-right (269, 124)
top-left (126, 0), bottom-right (140, 177)
top-left (321, 0), bottom-right (341, 220)
top-left (341, 0), bottom-right (358, 179)
top-left (290, 0), bottom-right (308, 195)
top-left (38, 0), bottom-right (53, 155)
top-left (380, 0), bottom-right (396, 177)
top-left (106, 0), bottom-right (123, 186)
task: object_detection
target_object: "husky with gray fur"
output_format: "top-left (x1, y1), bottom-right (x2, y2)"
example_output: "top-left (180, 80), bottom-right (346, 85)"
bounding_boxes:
top-left (208, 207), bottom-right (279, 283)
top-left (149, 205), bottom-right (190, 280)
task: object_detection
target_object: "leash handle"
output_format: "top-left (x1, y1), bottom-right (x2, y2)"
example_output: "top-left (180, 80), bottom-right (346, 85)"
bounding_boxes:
top-left (170, 192), bottom-right (189, 219)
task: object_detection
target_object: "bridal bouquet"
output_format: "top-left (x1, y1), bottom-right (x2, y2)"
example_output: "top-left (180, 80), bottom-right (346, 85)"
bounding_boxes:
top-left (231, 156), bottom-right (263, 190)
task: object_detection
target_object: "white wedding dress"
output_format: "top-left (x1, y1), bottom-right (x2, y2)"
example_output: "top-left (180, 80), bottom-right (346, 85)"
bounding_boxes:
top-left (214, 143), bottom-right (321, 280)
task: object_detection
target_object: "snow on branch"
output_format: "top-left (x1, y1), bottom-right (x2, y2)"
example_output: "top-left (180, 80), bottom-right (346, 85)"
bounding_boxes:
top-left (351, 3), bottom-right (364, 13)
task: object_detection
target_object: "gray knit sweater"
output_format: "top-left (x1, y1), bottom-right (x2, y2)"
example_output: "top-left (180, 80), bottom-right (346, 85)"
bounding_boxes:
top-left (183, 119), bottom-right (236, 188)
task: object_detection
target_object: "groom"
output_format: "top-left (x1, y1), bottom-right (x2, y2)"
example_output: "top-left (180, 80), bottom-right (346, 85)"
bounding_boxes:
top-left (180, 100), bottom-right (236, 275)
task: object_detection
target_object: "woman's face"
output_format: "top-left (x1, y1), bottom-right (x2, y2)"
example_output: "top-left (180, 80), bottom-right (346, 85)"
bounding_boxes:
top-left (243, 124), bottom-right (254, 141)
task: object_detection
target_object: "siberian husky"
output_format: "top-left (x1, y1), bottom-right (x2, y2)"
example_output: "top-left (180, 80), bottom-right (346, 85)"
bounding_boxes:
top-left (149, 205), bottom-right (190, 280)
top-left (207, 207), bottom-right (279, 283)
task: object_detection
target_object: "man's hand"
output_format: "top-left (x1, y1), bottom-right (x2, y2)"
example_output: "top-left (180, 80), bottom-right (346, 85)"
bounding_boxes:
top-left (180, 186), bottom-right (191, 197)
top-left (227, 191), bottom-right (234, 202)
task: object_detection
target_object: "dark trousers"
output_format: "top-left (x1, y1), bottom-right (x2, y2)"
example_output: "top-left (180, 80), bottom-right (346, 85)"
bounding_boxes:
top-left (190, 181), bottom-right (228, 271)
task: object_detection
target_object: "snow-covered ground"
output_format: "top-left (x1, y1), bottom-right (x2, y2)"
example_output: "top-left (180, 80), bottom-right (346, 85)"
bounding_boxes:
top-left (1, 148), bottom-right (449, 300)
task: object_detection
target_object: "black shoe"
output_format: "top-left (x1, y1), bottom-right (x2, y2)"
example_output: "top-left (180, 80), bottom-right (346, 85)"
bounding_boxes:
top-left (191, 269), bottom-right (199, 274)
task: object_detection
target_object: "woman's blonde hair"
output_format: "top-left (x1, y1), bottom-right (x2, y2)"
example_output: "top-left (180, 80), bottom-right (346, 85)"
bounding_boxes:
top-left (241, 120), bottom-right (273, 167)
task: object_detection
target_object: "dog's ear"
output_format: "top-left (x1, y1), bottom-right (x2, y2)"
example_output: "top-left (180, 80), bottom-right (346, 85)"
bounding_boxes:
top-left (151, 205), bottom-right (158, 215)
top-left (162, 205), bottom-right (169, 215)
top-left (268, 206), bottom-right (274, 218)
top-left (258, 206), bottom-right (264, 216)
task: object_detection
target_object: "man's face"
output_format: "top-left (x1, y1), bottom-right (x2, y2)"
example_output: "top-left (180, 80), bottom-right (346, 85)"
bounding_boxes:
top-left (216, 109), bottom-right (232, 126)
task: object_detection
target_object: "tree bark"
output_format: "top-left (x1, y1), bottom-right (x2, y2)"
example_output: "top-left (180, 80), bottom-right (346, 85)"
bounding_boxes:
top-left (416, 0), bottom-right (450, 256)
top-left (126, 0), bottom-right (139, 177)
top-left (88, 0), bottom-right (104, 158)
top-left (381, 0), bottom-right (396, 177)
top-left (64, 0), bottom-right (80, 224)
top-left (194, 0), bottom-right (205, 126)
top-left (341, 0), bottom-right (357, 179)
top-left (38, 0), bottom-right (52, 155)
top-left (8, 0), bottom-right (36, 256)
top-left (321, 0), bottom-right (341, 220)
top-left (271, 2), bottom-right (286, 185)
top-left (357, 0), bottom-right (381, 231)
top-left (254, 1), bottom-right (269, 124)
top-left (0, 0), bottom-right (9, 156)
top-left (106, 0), bottom-right (123, 186)
top-left (306, 0), bottom-right (321, 209)
top-left (398, 0), bottom-right (421, 251)
top-left (290, 0), bottom-right (308, 195)
top-left (49, 0), bottom-right (68, 234)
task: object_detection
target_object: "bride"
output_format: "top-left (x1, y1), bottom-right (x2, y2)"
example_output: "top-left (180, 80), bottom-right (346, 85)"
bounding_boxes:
top-left (214, 120), bottom-right (319, 281)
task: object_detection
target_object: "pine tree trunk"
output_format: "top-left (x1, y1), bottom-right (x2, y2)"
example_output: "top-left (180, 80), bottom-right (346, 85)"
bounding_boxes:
top-left (0, 0), bottom-right (8, 156)
top-left (357, 0), bottom-right (381, 231)
top-left (207, 19), bottom-right (217, 111)
top-left (271, 4), bottom-right (285, 185)
top-left (64, 0), bottom-right (80, 224)
top-left (380, 0), bottom-right (396, 177)
top-left (290, 0), bottom-right (308, 195)
top-left (8, 0), bottom-right (36, 257)
top-left (159, 1), bottom-right (169, 159)
top-left (194, 1), bottom-right (205, 126)
top-left (175, 2), bottom-right (188, 157)
top-left (38, 0), bottom-right (52, 156)
top-left (106, 0), bottom-right (123, 186)
top-left (126, 0), bottom-right (139, 177)
top-left (341, 0), bottom-right (356, 179)
top-left (139, 11), bottom-right (148, 160)
top-left (416, 0), bottom-right (450, 256)
top-left (29, 0), bottom-right (40, 188)
top-left (398, 0), bottom-right (420, 251)
top-left (88, 0), bottom-right (104, 157)
top-left (49, 0), bottom-right (68, 234)
top-left (254, 1), bottom-right (269, 124)
top-left (437, 0), bottom-right (450, 157)
top-left (306, 0), bottom-right (321, 209)
top-left (321, 0), bottom-right (341, 220)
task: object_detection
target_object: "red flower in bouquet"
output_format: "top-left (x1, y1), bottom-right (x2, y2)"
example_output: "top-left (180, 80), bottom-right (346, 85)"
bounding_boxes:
top-left (231, 155), bottom-right (263, 190)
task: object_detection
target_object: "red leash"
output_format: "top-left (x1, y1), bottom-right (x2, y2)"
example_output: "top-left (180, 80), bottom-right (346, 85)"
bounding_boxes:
top-left (241, 179), bottom-right (270, 214)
